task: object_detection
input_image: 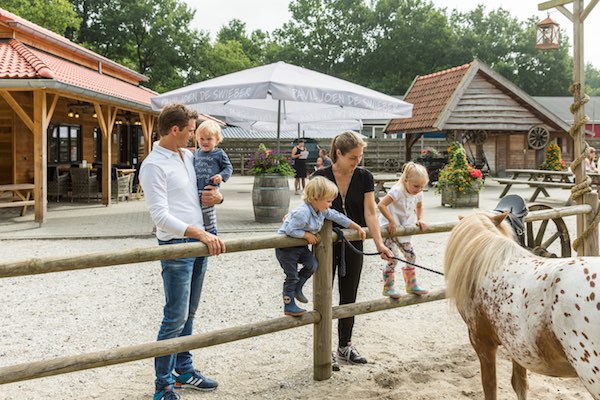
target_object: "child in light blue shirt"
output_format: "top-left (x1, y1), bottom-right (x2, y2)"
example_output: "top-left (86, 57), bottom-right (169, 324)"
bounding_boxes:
top-left (276, 176), bottom-right (366, 316)
top-left (193, 120), bottom-right (233, 234)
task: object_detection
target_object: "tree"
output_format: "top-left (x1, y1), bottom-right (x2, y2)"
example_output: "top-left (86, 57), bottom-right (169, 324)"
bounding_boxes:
top-left (273, 0), bottom-right (375, 76)
top-left (359, 0), bottom-right (458, 95)
top-left (3, 0), bottom-right (80, 36)
top-left (586, 63), bottom-right (600, 96)
top-left (216, 19), bottom-right (270, 65)
top-left (69, 0), bottom-right (208, 92)
top-left (449, 7), bottom-right (572, 96)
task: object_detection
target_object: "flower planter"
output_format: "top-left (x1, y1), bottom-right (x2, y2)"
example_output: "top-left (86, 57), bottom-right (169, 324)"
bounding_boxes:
top-left (440, 186), bottom-right (479, 208)
top-left (252, 174), bottom-right (291, 223)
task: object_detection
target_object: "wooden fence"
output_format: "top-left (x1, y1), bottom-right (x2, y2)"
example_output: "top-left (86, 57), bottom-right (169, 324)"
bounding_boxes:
top-left (0, 204), bottom-right (593, 385)
top-left (222, 138), bottom-right (449, 174)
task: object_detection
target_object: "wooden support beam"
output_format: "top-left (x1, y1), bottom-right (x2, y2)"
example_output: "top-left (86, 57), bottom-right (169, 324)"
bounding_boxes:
top-left (47, 94), bottom-right (59, 122)
top-left (93, 103), bottom-right (117, 205)
top-left (582, 0), bottom-right (599, 20)
top-left (33, 91), bottom-right (47, 224)
top-left (538, 0), bottom-right (574, 10)
top-left (0, 90), bottom-right (34, 132)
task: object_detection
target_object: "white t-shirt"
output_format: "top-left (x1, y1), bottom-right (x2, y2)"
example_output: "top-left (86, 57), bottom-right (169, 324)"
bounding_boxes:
top-left (378, 184), bottom-right (423, 243)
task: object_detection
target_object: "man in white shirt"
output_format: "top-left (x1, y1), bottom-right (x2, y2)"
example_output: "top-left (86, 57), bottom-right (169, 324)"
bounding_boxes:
top-left (139, 103), bottom-right (226, 400)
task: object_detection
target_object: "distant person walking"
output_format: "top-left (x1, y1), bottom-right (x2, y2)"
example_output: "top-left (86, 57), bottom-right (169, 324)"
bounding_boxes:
top-left (292, 139), bottom-right (309, 195)
top-left (139, 103), bottom-right (226, 400)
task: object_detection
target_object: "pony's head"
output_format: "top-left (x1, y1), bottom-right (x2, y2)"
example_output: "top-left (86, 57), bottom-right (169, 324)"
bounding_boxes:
top-left (444, 212), bottom-right (530, 309)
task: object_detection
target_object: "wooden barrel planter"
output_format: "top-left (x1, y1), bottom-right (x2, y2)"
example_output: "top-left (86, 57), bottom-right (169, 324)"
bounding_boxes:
top-left (440, 186), bottom-right (479, 208)
top-left (252, 174), bottom-right (291, 223)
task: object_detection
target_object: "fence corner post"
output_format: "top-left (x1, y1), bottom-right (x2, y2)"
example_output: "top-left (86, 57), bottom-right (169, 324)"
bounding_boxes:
top-left (584, 192), bottom-right (599, 256)
top-left (313, 220), bottom-right (333, 381)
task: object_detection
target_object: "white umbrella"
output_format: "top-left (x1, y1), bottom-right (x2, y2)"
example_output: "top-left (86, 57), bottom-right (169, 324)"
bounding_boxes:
top-left (151, 61), bottom-right (412, 149)
top-left (229, 118), bottom-right (363, 134)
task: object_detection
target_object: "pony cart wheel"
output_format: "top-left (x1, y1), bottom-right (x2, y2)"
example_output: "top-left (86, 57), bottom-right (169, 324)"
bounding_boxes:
top-left (383, 158), bottom-right (400, 172)
top-left (526, 203), bottom-right (571, 257)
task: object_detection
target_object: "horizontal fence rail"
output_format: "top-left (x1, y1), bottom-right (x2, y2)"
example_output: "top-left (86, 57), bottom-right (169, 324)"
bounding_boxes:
top-left (0, 205), bottom-right (590, 279)
top-left (0, 204), bottom-right (591, 386)
top-left (0, 290), bottom-right (446, 385)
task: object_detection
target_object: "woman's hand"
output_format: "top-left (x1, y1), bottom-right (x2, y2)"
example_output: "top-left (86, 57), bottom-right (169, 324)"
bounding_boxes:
top-left (377, 243), bottom-right (394, 261)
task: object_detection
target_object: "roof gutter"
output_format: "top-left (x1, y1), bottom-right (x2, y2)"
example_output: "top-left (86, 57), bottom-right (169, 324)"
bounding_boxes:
top-left (0, 79), bottom-right (156, 113)
top-left (5, 21), bottom-right (148, 83)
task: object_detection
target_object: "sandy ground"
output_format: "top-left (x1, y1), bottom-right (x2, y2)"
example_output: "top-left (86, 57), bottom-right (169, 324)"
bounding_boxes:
top-left (0, 219), bottom-right (595, 400)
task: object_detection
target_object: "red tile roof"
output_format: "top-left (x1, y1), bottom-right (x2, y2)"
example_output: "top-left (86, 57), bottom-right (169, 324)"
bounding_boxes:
top-left (386, 63), bottom-right (471, 133)
top-left (0, 39), bottom-right (156, 107)
top-left (0, 7), bottom-right (146, 82)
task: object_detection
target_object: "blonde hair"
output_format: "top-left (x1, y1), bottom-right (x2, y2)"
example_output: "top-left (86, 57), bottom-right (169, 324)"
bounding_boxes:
top-left (195, 120), bottom-right (222, 143)
top-left (303, 176), bottom-right (339, 203)
top-left (330, 131), bottom-right (366, 163)
top-left (397, 162), bottom-right (429, 187)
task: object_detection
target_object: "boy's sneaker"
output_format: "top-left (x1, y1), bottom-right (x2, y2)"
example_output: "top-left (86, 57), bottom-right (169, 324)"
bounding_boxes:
top-left (337, 342), bottom-right (367, 364)
top-left (153, 385), bottom-right (180, 400)
top-left (332, 351), bottom-right (340, 371)
top-left (174, 369), bottom-right (218, 391)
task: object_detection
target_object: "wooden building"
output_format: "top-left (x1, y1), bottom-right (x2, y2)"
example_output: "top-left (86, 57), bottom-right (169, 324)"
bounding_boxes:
top-left (385, 60), bottom-right (571, 175)
top-left (0, 8), bottom-right (158, 223)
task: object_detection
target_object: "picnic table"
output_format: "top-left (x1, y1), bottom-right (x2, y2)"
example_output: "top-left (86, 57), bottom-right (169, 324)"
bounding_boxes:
top-left (494, 169), bottom-right (600, 203)
top-left (372, 173), bottom-right (399, 202)
top-left (0, 183), bottom-right (35, 216)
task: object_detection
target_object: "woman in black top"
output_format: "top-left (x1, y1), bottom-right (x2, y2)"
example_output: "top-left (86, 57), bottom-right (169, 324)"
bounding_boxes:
top-left (314, 131), bottom-right (393, 370)
top-left (291, 139), bottom-right (308, 195)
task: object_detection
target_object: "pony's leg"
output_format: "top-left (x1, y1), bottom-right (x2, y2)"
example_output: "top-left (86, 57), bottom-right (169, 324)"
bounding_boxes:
top-left (511, 360), bottom-right (528, 400)
top-left (470, 333), bottom-right (498, 400)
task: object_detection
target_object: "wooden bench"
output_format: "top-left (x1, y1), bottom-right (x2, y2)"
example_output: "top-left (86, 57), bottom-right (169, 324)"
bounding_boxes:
top-left (494, 178), bottom-right (574, 202)
top-left (0, 184), bottom-right (35, 216)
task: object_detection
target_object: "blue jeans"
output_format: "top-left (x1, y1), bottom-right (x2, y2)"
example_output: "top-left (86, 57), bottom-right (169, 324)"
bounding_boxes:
top-left (275, 246), bottom-right (317, 294)
top-left (154, 237), bottom-right (207, 392)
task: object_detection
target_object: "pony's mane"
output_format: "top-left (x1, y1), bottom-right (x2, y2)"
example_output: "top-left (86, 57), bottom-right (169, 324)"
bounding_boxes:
top-left (444, 212), bottom-right (531, 309)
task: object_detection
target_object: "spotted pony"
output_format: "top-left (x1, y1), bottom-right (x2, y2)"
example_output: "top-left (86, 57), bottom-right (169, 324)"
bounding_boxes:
top-left (444, 212), bottom-right (600, 400)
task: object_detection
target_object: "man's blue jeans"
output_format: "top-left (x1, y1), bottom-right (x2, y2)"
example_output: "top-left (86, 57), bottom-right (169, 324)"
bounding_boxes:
top-left (154, 237), bottom-right (207, 392)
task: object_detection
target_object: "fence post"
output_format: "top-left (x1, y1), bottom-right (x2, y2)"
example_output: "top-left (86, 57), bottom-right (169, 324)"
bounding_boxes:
top-left (583, 192), bottom-right (599, 256)
top-left (313, 220), bottom-right (332, 380)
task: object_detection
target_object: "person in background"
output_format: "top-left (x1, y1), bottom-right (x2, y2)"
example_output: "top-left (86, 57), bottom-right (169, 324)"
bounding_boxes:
top-left (377, 162), bottom-right (429, 299)
top-left (313, 131), bottom-right (393, 371)
top-left (193, 120), bottom-right (233, 235)
top-left (320, 148), bottom-right (332, 168)
top-left (585, 147), bottom-right (598, 173)
top-left (139, 103), bottom-right (226, 400)
top-left (276, 176), bottom-right (366, 316)
top-left (291, 139), bottom-right (309, 195)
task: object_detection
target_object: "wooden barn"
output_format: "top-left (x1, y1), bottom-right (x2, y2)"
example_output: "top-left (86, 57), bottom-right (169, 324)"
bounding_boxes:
top-left (0, 7), bottom-right (158, 223)
top-left (385, 60), bottom-right (571, 176)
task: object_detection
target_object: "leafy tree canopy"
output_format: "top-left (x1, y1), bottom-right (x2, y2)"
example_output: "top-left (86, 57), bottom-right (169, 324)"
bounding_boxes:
top-left (2, 0), bottom-right (80, 35)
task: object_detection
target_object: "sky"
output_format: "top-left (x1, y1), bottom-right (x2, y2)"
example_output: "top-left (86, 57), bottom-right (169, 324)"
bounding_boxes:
top-left (185, 0), bottom-right (600, 69)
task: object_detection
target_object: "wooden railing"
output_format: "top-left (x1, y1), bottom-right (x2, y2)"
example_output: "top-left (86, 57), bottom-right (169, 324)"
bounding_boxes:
top-left (0, 204), bottom-right (593, 385)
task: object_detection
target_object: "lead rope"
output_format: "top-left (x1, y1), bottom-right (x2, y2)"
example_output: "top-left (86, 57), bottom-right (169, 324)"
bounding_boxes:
top-left (332, 227), bottom-right (444, 276)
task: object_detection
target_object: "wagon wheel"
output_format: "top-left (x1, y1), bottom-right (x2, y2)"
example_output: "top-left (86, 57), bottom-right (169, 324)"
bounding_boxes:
top-left (526, 203), bottom-right (571, 257)
top-left (527, 126), bottom-right (550, 150)
top-left (383, 158), bottom-right (400, 172)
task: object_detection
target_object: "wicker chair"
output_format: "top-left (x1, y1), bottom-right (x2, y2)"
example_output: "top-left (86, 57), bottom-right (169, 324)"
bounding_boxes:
top-left (111, 171), bottom-right (131, 203)
top-left (47, 166), bottom-right (69, 202)
top-left (70, 167), bottom-right (99, 202)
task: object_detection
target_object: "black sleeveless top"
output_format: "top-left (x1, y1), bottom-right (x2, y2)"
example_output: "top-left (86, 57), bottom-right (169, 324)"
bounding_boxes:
top-left (313, 166), bottom-right (374, 228)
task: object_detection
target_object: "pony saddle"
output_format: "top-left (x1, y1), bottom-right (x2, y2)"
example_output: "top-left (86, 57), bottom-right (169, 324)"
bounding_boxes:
top-left (493, 194), bottom-right (528, 247)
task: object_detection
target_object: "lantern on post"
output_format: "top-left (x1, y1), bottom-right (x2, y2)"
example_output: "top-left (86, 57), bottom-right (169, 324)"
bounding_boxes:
top-left (535, 16), bottom-right (560, 50)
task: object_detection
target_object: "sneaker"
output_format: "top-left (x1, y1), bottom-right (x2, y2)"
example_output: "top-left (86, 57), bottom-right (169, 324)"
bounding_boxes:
top-left (174, 369), bottom-right (218, 391)
top-left (332, 351), bottom-right (340, 371)
top-left (337, 342), bottom-right (367, 364)
top-left (153, 386), bottom-right (180, 400)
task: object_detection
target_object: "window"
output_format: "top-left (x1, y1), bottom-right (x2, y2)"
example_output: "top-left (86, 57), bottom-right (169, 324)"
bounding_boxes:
top-left (47, 124), bottom-right (81, 163)
top-left (93, 127), bottom-right (102, 162)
